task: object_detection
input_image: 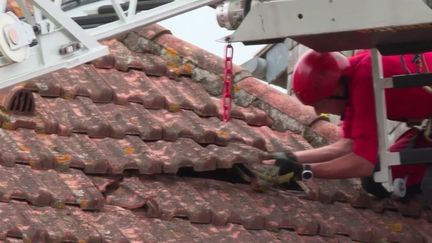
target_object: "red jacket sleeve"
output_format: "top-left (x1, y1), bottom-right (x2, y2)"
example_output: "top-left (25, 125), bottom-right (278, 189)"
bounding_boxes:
top-left (343, 52), bottom-right (379, 164)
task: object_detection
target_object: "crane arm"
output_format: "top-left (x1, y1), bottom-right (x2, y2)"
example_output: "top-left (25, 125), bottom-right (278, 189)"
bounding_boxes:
top-left (0, 0), bottom-right (224, 89)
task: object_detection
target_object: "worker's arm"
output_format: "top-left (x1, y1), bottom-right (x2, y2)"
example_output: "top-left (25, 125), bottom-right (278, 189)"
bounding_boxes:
top-left (258, 138), bottom-right (373, 182)
top-left (294, 138), bottom-right (352, 164)
top-left (309, 152), bottom-right (375, 178)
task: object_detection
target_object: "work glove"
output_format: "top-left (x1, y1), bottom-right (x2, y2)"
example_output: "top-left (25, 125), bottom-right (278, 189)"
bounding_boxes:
top-left (256, 152), bottom-right (303, 184)
top-left (237, 152), bottom-right (311, 192)
top-left (271, 152), bottom-right (303, 180)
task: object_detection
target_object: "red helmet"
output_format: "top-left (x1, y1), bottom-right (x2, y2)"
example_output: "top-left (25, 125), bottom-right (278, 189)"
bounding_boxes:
top-left (292, 50), bottom-right (350, 105)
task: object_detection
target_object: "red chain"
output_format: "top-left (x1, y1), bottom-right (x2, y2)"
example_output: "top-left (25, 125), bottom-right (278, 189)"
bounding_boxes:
top-left (222, 43), bottom-right (234, 122)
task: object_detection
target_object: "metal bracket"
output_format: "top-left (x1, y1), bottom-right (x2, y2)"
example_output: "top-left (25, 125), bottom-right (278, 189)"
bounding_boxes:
top-left (0, 0), bottom-right (224, 90)
top-left (0, 0), bottom-right (108, 89)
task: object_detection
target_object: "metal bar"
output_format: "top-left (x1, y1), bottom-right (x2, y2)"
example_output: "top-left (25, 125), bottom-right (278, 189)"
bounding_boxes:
top-left (230, 0), bottom-right (432, 51)
top-left (128, 0), bottom-right (137, 19)
top-left (17, 0), bottom-right (36, 26)
top-left (90, 0), bottom-right (225, 40)
top-left (109, 0), bottom-right (127, 22)
top-left (33, 0), bottom-right (102, 49)
top-left (392, 73), bottom-right (432, 88)
top-left (0, 0), bottom-right (6, 13)
top-left (400, 148), bottom-right (432, 164)
top-left (372, 48), bottom-right (401, 188)
top-left (0, 0), bottom-right (107, 89)
top-left (0, 30), bottom-right (107, 89)
top-left (1, 0), bottom-right (223, 89)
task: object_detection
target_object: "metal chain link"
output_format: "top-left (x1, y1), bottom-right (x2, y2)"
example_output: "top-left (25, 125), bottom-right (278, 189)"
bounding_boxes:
top-left (222, 43), bottom-right (233, 122)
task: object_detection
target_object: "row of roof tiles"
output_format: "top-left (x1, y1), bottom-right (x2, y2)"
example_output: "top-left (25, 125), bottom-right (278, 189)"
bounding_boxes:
top-left (0, 176), bottom-right (430, 242)
top-left (0, 22), bottom-right (429, 242)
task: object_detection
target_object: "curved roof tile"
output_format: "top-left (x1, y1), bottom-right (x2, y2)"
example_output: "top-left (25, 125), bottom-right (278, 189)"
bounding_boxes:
top-left (0, 24), bottom-right (429, 242)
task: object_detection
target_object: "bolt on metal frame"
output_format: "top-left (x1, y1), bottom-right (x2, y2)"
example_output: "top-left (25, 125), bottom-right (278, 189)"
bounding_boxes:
top-left (0, 0), bottom-right (224, 89)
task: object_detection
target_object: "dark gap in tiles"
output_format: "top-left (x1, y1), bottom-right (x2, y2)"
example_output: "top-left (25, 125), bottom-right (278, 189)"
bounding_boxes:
top-left (176, 163), bottom-right (304, 193)
top-left (101, 177), bottom-right (123, 198)
top-left (277, 181), bottom-right (304, 192)
top-left (176, 167), bottom-right (250, 185)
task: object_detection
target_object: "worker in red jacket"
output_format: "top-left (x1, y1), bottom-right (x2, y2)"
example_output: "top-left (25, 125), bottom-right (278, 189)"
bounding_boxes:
top-left (266, 50), bottom-right (432, 204)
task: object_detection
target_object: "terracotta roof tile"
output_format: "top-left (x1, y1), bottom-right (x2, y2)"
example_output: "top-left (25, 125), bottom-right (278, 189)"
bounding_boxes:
top-left (0, 201), bottom-right (342, 242)
top-left (256, 126), bottom-right (312, 152)
top-left (133, 24), bottom-right (172, 41)
top-left (96, 102), bottom-right (164, 139)
top-left (0, 23), bottom-right (429, 242)
top-left (54, 65), bottom-right (114, 103)
top-left (136, 28), bottom-right (226, 75)
top-left (236, 77), bottom-right (316, 124)
top-left (0, 167), bottom-right (103, 210)
top-left (309, 119), bottom-right (341, 144)
top-left (96, 68), bottom-right (167, 107)
top-left (104, 39), bottom-right (168, 76)
top-left (24, 73), bottom-right (62, 98)
top-left (42, 96), bottom-right (112, 138)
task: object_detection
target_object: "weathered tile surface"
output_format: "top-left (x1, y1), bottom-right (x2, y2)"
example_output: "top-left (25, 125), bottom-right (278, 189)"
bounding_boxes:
top-left (0, 23), bottom-right (429, 243)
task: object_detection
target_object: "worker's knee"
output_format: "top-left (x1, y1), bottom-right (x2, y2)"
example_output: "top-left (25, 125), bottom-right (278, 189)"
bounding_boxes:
top-left (361, 176), bottom-right (391, 199)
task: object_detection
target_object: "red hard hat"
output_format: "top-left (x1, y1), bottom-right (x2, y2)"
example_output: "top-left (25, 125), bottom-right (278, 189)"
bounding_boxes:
top-left (292, 50), bottom-right (350, 105)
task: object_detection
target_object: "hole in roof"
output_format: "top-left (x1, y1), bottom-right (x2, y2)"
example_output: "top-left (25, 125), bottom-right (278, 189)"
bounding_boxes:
top-left (176, 164), bottom-right (304, 192)
top-left (176, 167), bottom-right (250, 184)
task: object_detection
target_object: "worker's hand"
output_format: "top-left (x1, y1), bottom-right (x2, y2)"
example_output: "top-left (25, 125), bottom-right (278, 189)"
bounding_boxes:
top-left (271, 152), bottom-right (303, 182)
top-left (251, 152), bottom-right (303, 190)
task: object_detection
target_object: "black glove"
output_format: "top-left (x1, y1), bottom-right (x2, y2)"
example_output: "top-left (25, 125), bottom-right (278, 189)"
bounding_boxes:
top-left (271, 152), bottom-right (313, 181)
top-left (271, 152), bottom-right (303, 182)
top-left (252, 152), bottom-right (303, 186)
top-left (241, 152), bottom-right (313, 192)
top-left (271, 152), bottom-right (300, 172)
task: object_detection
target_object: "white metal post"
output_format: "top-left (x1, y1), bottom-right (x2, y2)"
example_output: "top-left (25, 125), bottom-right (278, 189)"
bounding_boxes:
top-left (371, 48), bottom-right (402, 192)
